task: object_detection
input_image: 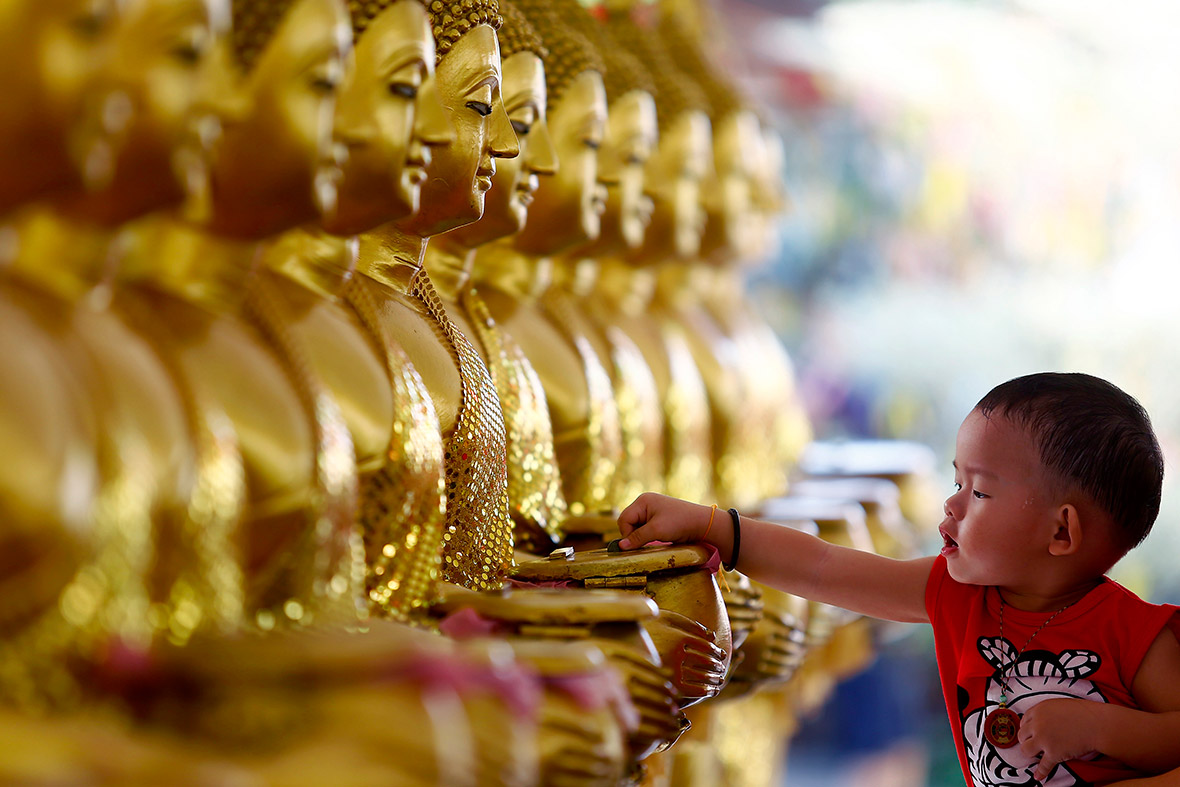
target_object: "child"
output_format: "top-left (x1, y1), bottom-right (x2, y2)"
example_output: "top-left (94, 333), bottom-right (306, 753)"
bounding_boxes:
top-left (617, 372), bottom-right (1180, 787)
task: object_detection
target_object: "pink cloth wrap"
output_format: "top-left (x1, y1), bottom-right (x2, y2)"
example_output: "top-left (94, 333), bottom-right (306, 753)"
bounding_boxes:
top-left (438, 605), bottom-right (505, 638)
top-left (545, 667), bottom-right (640, 733)
top-left (394, 650), bottom-right (542, 719)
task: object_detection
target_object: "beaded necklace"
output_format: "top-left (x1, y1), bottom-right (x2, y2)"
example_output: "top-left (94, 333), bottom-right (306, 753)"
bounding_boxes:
top-left (984, 592), bottom-right (1077, 748)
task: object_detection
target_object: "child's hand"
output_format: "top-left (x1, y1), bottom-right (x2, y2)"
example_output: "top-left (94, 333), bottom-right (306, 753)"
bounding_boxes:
top-left (616, 493), bottom-right (715, 549)
top-left (1018, 697), bottom-right (1103, 781)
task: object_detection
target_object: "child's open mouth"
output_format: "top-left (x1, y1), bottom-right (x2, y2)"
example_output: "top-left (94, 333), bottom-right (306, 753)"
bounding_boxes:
top-left (939, 527), bottom-right (959, 556)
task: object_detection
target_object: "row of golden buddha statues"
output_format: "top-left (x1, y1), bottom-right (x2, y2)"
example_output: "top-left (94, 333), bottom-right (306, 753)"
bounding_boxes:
top-left (0, 0), bottom-right (939, 781)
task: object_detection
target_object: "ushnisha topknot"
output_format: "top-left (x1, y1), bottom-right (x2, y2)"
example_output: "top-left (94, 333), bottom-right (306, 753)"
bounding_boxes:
top-left (512, 0), bottom-right (604, 104)
top-left (230, 0), bottom-right (302, 72)
top-left (426, 0), bottom-right (503, 63)
top-left (554, 0), bottom-right (654, 102)
top-left (497, 0), bottom-right (546, 60)
top-left (602, 5), bottom-right (709, 127)
top-left (656, 10), bottom-right (744, 119)
top-left (347, 0), bottom-right (431, 40)
top-left (598, 41), bottom-right (655, 104)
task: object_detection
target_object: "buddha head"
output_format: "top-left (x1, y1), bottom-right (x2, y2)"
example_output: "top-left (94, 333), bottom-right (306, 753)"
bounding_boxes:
top-left (396, 0), bottom-right (520, 239)
top-left (749, 122), bottom-right (788, 264)
top-left (577, 26), bottom-right (657, 256)
top-left (445, 0), bottom-right (554, 249)
top-left (0, 0), bottom-right (121, 215)
top-left (53, 0), bottom-right (246, 225)
top-left (657, 10), bottom-right (761, 262)
top-left (197, 0), bottom-right (352, 239)
top-left (509, 0), bottom-right (607, 257)
top-left (605, 5), bottom-right (711, 262)
top-left (322, 0), bottom-right (454, 235)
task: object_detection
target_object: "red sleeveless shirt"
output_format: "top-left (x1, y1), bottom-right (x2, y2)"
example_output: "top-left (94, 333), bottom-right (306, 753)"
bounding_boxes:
top-left (926, 555), bottom-right (1180, 786)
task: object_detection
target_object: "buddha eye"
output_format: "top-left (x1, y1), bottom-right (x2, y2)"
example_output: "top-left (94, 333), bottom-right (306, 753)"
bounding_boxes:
top-left (171, 41), bottom-right (204, 66)
top-left (584, 139), bottom-right (601, 151)
top-left (311, 76), bottom-right (339, 94)
top-left (389, 83), bottom-right (418, 99)
top-left (466, 100), bottom-right (493, 117)
top-left (69, 11), bottom-right (107, 39)
top-left (510, 119), bottom-right (531, 136)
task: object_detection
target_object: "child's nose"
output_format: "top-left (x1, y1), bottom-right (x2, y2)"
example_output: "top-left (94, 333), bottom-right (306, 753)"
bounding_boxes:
top-left (944, 491), bottom-right (963, 520)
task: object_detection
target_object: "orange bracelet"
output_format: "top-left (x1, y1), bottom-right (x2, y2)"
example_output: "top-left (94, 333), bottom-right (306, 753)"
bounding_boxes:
top-left (703, 503), bottom-right (718, 540)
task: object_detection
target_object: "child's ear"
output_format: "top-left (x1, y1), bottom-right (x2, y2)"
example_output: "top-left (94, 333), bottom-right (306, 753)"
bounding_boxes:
top-left (1048, 504), bottom-right (1083, 556)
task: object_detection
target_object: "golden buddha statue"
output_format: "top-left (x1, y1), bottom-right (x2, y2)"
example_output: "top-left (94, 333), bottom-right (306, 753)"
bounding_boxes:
top-left (698, 120), bottom-right (813, 498)
top-left (420, 0), bottom-right (568, 553)
top-left (0, 0), bottom-right (110, 707)
top-left (117, 0), bottom-right (367, 631)
top-left (357, 5), bottom-right (696, 768)
top-left (464, 0), bottom-right (624, 533)
top-left (592, 3), bottom-right (715, 505)
top-left (547, 2), bottom-right (666, 514)
top-left (343, 0), bottom-right (520, 592)
top-left (0, 0), bottom-right (120, 217)
top-left (638, 9), bottom-right (774, 512)
top-left (0, 0), bottom-right (258, 710)
top-left (258, 0), bottom-right (457, 623)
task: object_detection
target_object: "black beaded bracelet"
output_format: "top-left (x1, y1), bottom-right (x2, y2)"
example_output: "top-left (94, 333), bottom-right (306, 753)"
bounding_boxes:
top-left (724, 508), bottom-right (741, 571)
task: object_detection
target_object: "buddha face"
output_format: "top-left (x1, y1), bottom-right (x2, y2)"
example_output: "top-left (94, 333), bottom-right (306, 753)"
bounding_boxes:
top-left (580, 89), bottom-right (657, 256)
top-left (749, 125), bottom-right (788, 263)
top-left (632, 109), bottom-right (710, 262)
top-left (447, 50), bottom-right (555, 249)
top-left (513, 69), bottom-right (607, 256)
top-left (59, 0), bottom-right (237, 225)
top-left (398, 24), bottom-right (519, 239)
top-left (202, 0), bottom-right (351, 239)
top-left (0, 0), bottom-right (120, 214)
top-left (324, 0), bottom-right (451, 236)
top-left (701, 109), bottom-right (761, 262)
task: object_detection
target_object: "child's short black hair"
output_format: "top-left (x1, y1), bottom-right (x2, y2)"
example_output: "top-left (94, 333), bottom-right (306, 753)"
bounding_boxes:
top-left (975, 372), bottom-right (1163, 551)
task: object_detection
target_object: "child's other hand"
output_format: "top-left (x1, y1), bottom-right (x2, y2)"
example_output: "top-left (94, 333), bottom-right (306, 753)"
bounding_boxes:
top-left (616, 493), bottom-right (713, 550)
top-left (1018, 697), bottom-right (1102, 781)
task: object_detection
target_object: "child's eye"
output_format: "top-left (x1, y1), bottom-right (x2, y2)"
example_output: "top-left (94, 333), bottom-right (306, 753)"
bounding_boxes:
top-left (973, 490), bottom-right (988, 499)
top-left (953, 482), bottom-right (962, 492)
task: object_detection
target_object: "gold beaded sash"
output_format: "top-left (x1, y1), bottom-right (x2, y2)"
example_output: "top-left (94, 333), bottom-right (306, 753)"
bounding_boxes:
top-left (460, 286), bottom-right (567, 551)
top-left (242, 279), bottom-right (365, 627)
top-left (116, 289), bottom-right (247, 641)
top-left (661, 327), bottom-right (714, 503)
top-left (0, 284), bottom-right (155, 706)
top-left (409, 269), bottom-right (513, 590)
top-left (341, 275), bottom-right (447, 621)
top-left (601, 325), bottom-right (666, 507)
top-left (540, 288), bottom-right (623, 517)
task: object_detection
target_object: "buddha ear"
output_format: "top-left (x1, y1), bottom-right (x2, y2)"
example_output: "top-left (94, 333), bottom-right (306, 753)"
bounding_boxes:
top-left (1048, 503), bottom-right (1083, 556)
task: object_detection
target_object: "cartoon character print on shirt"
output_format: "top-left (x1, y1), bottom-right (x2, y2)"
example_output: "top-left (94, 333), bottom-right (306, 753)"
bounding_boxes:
top-left (961, 637), bottom-right (1105, 787)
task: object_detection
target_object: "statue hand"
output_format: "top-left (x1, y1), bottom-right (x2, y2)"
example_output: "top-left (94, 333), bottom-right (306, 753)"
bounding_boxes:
top-left (643, 609), bottom-right (727, 698)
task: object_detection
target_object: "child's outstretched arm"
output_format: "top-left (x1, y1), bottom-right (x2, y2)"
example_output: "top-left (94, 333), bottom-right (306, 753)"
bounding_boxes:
top-left (617, 492), bottom-right (934, 624)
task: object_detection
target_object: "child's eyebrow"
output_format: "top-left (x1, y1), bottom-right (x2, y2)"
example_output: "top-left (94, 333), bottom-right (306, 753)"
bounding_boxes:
top-left (952, 461), bottom-right (999, 480)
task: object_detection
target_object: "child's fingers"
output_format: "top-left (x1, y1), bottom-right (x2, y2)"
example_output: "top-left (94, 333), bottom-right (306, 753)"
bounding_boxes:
top-left (618, 492), bottom-right (657, 537)
top-left (618, 523), bottom-right (659, 550)
top-left (1032, 755), bottom-right (1058, 782)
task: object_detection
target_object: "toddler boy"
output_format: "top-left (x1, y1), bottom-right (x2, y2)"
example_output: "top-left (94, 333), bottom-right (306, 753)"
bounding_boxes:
top-left (617, 372), bottom-right (1180, 786)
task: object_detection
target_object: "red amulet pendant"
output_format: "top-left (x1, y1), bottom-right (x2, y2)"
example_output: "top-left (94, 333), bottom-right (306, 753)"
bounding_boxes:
top-left (984, 706), bottom-right (1020, 748)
